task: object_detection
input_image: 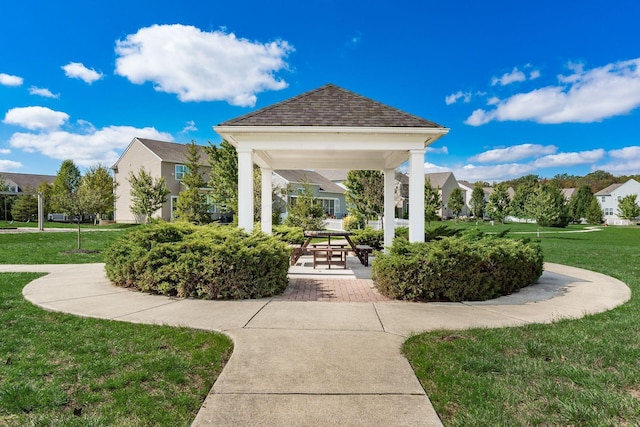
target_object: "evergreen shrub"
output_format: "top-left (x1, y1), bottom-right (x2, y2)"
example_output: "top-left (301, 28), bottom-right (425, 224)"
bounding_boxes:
top-left (272, 225), bottom-right (305, 245)
top-left (350, 227), bottom-right (384, 250)
top-left (372, 233), bottom-right (543, 302)
top-left (105, 222), bottom-right (290, 299)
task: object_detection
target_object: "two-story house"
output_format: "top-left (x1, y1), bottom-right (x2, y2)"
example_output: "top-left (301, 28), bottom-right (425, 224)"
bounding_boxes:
top-left (273, 170), bottom-right (347, 221)
top-left (595, 178), bottom-right (640, 225)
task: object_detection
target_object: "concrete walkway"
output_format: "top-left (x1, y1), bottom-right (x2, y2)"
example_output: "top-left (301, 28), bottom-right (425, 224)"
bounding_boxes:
top-left (1, 258), bottom-right (631, 426)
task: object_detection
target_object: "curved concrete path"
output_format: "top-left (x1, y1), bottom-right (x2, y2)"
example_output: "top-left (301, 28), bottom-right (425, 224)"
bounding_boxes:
top-left (1, 261), bottom-right (630, 426)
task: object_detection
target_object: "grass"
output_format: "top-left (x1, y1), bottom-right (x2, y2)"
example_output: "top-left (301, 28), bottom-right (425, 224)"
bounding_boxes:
top-left (403, 225), bottom-right (640, 426)
top-left (0, 273), bottom-right (233, 426)
top-left (0, 226), bottom-right (138, 264)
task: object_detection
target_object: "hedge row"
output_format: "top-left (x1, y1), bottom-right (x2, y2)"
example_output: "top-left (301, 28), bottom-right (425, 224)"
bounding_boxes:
top-left (372, 233), bottom-right (543, 301)
top-left (104, 222), bottom-right (291, 299)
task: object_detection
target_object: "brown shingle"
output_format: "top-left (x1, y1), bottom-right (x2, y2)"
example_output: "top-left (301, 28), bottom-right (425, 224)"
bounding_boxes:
top-left (275, 170), bottom-right (345, 194)
top-left (220, 84), bottom-right (444, 128)
top-left (0, 172), bottom-right (56, 192)
top-left (137, 138), bottom-right (208, 164)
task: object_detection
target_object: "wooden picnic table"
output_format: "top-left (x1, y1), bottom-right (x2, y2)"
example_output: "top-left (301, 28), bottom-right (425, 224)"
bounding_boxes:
top-left (289, 230), bottom-right (372, 267)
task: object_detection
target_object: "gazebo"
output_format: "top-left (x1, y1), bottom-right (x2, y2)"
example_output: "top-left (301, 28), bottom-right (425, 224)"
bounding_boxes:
top-left (214, 84), bottom-right (449, 248)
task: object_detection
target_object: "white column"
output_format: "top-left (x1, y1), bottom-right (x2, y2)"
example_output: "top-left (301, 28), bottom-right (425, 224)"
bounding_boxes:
top-left (409, 149), bottom-right (426, 242)
top-left (383, 169), bottom-right (395, 250)
top-left (237, 148), bottom-right (254, 232)
top-left (261, 167), bottom-right (273, 234)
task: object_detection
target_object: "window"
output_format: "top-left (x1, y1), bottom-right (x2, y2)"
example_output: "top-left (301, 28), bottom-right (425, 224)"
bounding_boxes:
top-left (601, 196), bottom-right (606, 202)
top-left (604, 207), bottom-right (614, 216)
top-left (617, 196), bottom-right (622, 202)
top-left (171, 196), bottom-right (179, 218)
top-left (320, 199), bottom-right (335, 216)
top-left (175, 164), bottom-right (187, 180)
top-left (297, 187), bottom-right (304, 195)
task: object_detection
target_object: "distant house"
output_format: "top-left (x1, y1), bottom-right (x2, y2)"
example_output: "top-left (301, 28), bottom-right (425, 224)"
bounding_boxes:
top-left (112, 138), bottom-right (212, 223)
top-left (426, 172), bottom-right (459, 218)
top-left (0, 172), bottom-right (55, 193)
top-left (314, 169), bottom-right (348, 189)
top-left (595, 179), bottom-right (640, 225)
top-left (561, 188), bottom-right (576, 201)
top-left (274, 170), bottom-right (347, 220)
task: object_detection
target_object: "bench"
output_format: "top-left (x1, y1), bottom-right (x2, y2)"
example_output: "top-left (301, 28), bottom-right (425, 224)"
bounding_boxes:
top-left (354, 245), bottom-right (373, 267)
top-left (308, 247), bottom-right (349, 269)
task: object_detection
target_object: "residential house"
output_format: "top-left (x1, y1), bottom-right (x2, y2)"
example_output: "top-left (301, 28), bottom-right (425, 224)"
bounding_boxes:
top-left (273, 170), bottom-right (347, 220)
top-left (112, 138), bottom-right (212, 223)
top-left (0, 172), bottom-right (56, 221)
top-left (426, 171), bottom-right (459, 218)
top-left (561, 188), bottom-right (576, 201)
top-left (595, 179), bottom-right (640, 225)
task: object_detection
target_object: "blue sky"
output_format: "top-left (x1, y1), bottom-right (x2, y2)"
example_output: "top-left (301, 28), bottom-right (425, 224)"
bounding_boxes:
top-left (1, 0), bottom-right (639, 182)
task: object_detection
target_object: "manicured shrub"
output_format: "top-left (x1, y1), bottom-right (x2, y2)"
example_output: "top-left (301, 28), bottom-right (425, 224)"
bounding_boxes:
top-left (272, 225), bottom-right (305, 245)
top-left (105, 222), bottom-right (291, 299)
top-left (350, 227), bottom-right (384, 250)
top-left (394, 225), bottom-right (461, 242)
top-left (372, 234), bottom-right (543, 302)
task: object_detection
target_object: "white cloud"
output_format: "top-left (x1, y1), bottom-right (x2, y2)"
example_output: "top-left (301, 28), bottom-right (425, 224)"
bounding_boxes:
top-left (3, 106), bottom-right (69, 131)
top-left (29, 86), bottom-right (59, 98)
top-left (609, 145), bottom-right (640, 159)
top-left (470, 144), bottom-right (557, 163)
top-left (529, 69), bottom-right (541, 80)
top-left (466, 58), bottom-right (640, 126)
top-left (423, 162), bottom-right (451, 173)
top-left (533, 149), bottom-right (605, 168)
top-left (596, 146), bottom-right (640, 175)
top-left (0, 148), bottom-right (10, 154)
top-left (491, 67), bottom-right (526, 86)
top-left (426, 146), bottom-right (448, 154)
top-left (180, 120), bottom-right (198, 133)
top-left (0, 159), bottom-right (23, 171)
top-left (115, 24), bottom-right (293, 106)
top-left (0, 73), bottom-right (23, 87)
top-left (9, 125), bottom-right (173, 167)
top-left (445, 91), bottom-right (472, 105)
top-left (62, 62), bottom-right (103, 84)
top-left (457, 163), bottom-right (537, 181)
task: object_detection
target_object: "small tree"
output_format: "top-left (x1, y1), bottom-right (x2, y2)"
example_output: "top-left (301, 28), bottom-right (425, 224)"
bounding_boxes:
top-left (81, 165), bottom-right (116, 224)
top-left (447, 187), bottom-right (465, 221)
top-left (128, 167), bottom-right (170, 223)
top-left (568, 185), bottom-right (594, 223)
top-left (11, 191), bottom-right (38, 222)
top-left (486, 183), bottom-right (510, 224)
top-left (51, 160), bottom-right (87, 249)
top-left (207, 140), bottom-right (238, 215)
top-left (284, 181), bottom-right (326, 230)
top-left (510, 182), bottom-right (536, 221)
top-left (526, 184), bottom-right (568, 237)
top-left (585, 196), bottom-right (604, 225)
top-left (174, 141), bottom-right (211, 224)
top-left (469, 184), bottom-right (486, 220)
top-left (344, 170), bottom-right (384, 221)
top-left (424, 179), bottom-right (441, 228)
top-left (617, 194), bottom-right (640, 221)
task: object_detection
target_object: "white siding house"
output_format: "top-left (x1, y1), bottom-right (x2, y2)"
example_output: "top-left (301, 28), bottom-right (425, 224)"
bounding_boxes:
top-left (595, 179), bottom-right (640, 225)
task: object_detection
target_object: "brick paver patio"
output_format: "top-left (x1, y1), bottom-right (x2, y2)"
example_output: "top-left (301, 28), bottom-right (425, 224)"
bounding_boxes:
top-left (278, 278), bottom-right (390, 302)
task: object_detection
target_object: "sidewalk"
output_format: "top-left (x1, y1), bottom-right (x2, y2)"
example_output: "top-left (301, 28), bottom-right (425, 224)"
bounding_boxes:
top-left (3, 259), bottom-right (631, 426)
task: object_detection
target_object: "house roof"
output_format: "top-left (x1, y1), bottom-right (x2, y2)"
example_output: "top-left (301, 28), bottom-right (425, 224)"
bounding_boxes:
top-left (136, 138), bottom-right (208, 164)
top-left (561, 188), bottom-right (576, 199)
top-left (595, 182), bottom-right (623, 196)
top-left (275, 170), bottom-right (345, 194)
top-left (0, 172), bottom-right (56, 192)
top-left (425, 171), bottom-right (455, 189)
top-left (315, 169), bottom-right (349, 182)
top-left (219, 84), bottom-right (445, 128)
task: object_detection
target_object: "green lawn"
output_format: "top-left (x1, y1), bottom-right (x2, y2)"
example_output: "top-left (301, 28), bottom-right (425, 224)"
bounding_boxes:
top-left (404, 226), bottom-right (640, 426)
top-left (0, 227), bottom-right (234, 426)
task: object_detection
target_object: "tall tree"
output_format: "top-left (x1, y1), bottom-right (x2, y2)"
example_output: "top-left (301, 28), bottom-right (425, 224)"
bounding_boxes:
top-left (0, 175), bottom-right (11, 221)
top-left (525, 184), bottom-right (569, 237)
top-left (11, 191), bottom-right (38, 222)
top-left (487, 183), bottom-right (510, 224)
top-left (585, 197), bottom-right (604, 225)
top-left (447, 187), bottom-right (465, 221)
top-left (50, 160), bottom-right (86, 249)
top-left (617, 194), bottom-right (640, 221)
top-left (469, 184), bottom-right (486, 220)
top-left (284, 180), bottom-right (326, 230)
top-left (80, 164), bottom-right (116, 224)
top-left (568, 185), bottom-right (594, 223)
top-left (344, 170), bottom-right (384, 221)
top-left (424, 179), bottom-right (441, 227)
top-left (207, 140), bottom-right (238, 214)
top-left (509, 181), bottom-right (536, 221)
top-left (174, 141), bottom-right (211, 224)
top-left (128, 167), bottom-right (170, 223)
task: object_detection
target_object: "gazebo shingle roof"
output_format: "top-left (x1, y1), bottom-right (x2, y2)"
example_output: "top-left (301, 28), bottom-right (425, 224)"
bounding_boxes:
top-left (219, 84), bottom-right (444, 128)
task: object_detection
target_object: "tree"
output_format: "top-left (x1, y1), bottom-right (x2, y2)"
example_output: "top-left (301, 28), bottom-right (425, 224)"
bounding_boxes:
top-left (0, 175), bottom-right (13, 221)
top-left (424, 179), bottom-right (441, 227)
top-left (50, 160), bottom-right (86, 249)
top-left (11, 191), bottom-right (38, 222)
top-left (128, 167), bottom-right (170, 223)
top-left (487, 183), bottom-right (510, 224)
top-left (568, 185), bottom-right (594, 223)
top-left (585, 197), bottom-right (604, 225)
top-left (469, 184), bottom-right (486, 220)
top-left (617, 194), bottom-right (640, 221)
top-left (174, 141), bottom-right (211, 224)
top-left (509, 181), bottom-right (536, 221)
top-left (80, 165), bottom-right (116, 224)
top-left (207, 140), bottom-right (238, 214)
top-left (36, 181), bottom-right (52, 219)
top-left (525, 184), bottom-right (569, 237)
top-left (447, 187), bottom-right (465, 221)
top-left (344, 170), bottom-right (384, 220)
top-left (284, 181), bottom-right (326, 230)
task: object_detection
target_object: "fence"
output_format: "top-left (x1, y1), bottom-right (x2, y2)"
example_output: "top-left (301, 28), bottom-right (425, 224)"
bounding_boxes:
top-left (323, 218), bottom-right (410, 231)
